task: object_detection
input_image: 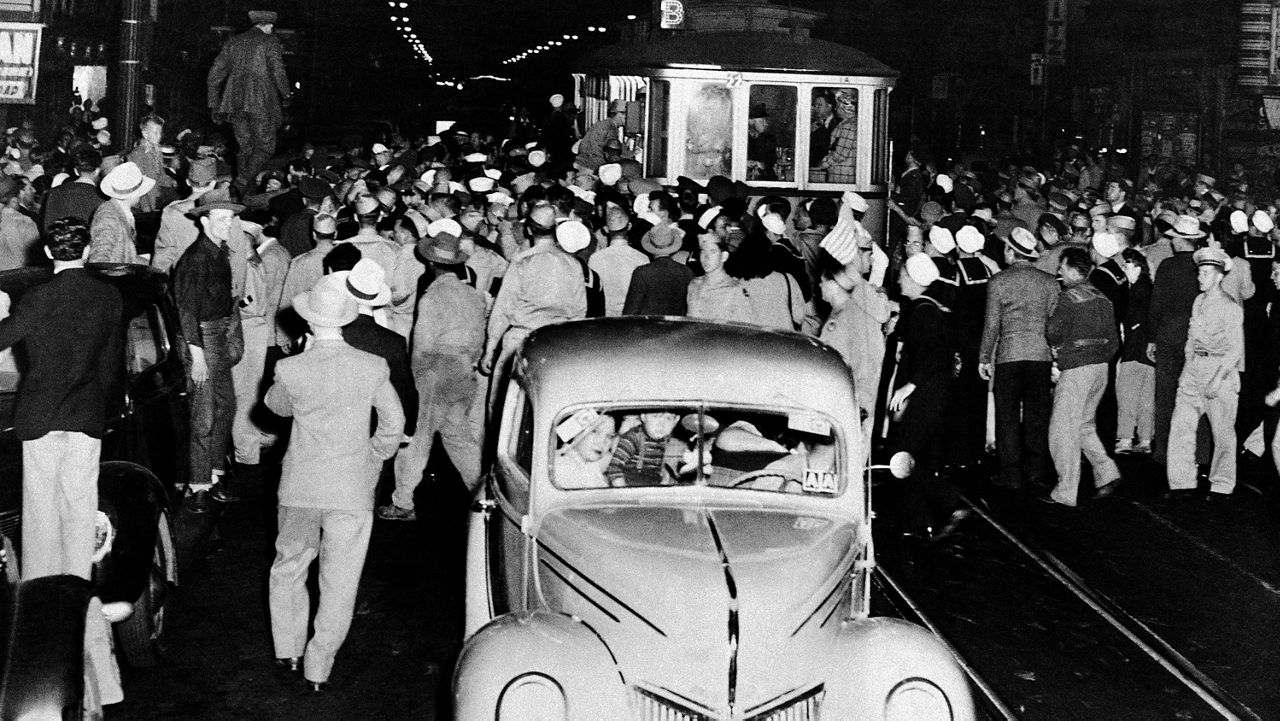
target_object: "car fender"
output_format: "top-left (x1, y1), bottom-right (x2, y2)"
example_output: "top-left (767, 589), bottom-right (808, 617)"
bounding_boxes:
top-left (453, 610), bottom-right (630, 720)
top-left (817, 617), bottom-right (976, 720)
top-left (0, 574), bottom-right (92, 719)
top-left (95, 460), bottom-right (175, 604)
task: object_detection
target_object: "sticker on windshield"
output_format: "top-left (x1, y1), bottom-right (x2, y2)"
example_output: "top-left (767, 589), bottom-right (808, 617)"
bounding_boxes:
top-left (555, 408), bottom-right (600, 443)
top-left (788, 412), bottom-right (831, 437)
top-left (802, 469), bottom-right (838, 494)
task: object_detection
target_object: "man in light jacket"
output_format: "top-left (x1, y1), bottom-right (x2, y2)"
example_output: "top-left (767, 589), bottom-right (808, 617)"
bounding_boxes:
top-left (265, 273), bottom-right (404, 692)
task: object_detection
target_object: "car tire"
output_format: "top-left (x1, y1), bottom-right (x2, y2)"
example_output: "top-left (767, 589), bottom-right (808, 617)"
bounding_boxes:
top-left (114, 512), bottom-right (172, 668)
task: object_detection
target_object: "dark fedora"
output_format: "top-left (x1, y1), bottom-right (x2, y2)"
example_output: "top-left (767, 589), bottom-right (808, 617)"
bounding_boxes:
top-left (706, 175), bottom-right (751, 205)
top-left (187, 188), bottom-right (244, 217)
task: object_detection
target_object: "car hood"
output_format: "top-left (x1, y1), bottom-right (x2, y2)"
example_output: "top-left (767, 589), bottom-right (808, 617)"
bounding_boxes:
top-left (534, 503), bottom-right (863, 714)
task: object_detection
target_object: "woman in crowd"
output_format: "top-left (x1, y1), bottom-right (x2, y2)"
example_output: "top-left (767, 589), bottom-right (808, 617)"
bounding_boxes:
top-left (687, 232), bottom-right (752, 324)
top-left (724, 229), bottom-right (807, 331)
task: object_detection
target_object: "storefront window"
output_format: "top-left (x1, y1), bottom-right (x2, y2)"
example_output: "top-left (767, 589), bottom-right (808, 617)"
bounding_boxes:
top-left (746, 85), bottom-right (796, 182)
top-left (809, 87), bottom-right (857, 184)
top-left (684, 81), bottom-right (732, 178)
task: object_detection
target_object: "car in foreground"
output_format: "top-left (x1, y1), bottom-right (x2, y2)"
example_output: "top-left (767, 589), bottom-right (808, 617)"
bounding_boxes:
top-left (0, 264), bottom-right (183, 718)
top-left (454, 317), bottom-right (974, 720)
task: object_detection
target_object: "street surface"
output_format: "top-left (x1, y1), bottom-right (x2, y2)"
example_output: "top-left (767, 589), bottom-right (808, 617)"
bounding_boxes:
top-left (107, 448), bottom-right (1280, 720)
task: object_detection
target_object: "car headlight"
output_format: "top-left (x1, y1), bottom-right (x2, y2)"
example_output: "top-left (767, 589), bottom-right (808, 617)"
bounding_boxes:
top-left (497, 673), bottom-right (567, 721)
top-left (885, 678), bottom-right (952, 721)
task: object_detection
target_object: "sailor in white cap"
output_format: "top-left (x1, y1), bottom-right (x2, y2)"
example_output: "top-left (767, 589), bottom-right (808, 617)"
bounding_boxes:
top-left (887, 252), bottom-right (969, 540)
top-left (1087, 230), bottom-right (1129, 329)
top-left (950, 223), bottom-right (1000, 467)
top-left (1165, 247), bottom-right (1243, 501)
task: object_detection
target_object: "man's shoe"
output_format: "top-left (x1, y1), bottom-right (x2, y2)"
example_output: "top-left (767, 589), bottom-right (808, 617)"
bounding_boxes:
top-left (184, 489), bottom-right (213, 514)
top-left (209, 484), bottom-right (240, 504)
top-left (1204, 491), bottom-right (1233, 503)
top-left (1132, 441), bottom-right (1152, 454)
top-left (377, 504), bottom-right (416, 521)
top-left (1161, 489), bottom-right (1197, 501)
top-left (1114, 438), bottom-right (1134, 454)
top-left (1092, 480), bottom-right (1120, 500)
top-left (1038, 494), bottom-right (1075, 508)
top-left (274, 657), bottom-right (301, 673)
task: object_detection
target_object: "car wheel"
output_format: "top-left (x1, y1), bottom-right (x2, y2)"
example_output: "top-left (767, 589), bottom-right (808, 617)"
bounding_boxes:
top-left (81, 647), bottom-right (104, 721)
top-left (114, 512), bottom-right (172, 667)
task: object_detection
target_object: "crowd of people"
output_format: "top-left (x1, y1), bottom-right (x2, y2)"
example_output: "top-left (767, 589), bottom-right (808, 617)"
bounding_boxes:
top-left (3, 10), bottom-right (1278, 700)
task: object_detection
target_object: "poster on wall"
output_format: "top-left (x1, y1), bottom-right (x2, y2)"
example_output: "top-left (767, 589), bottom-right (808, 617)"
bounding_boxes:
top-left (0, 23), bottom-right (41, 104)
top-left (1140, 111), bottom-right (1199, 166)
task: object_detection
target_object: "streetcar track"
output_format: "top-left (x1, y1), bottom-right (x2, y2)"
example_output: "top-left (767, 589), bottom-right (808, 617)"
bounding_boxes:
top-left (873, 568), bottom-right (1019, 720)
top-left (1129, 501), bottom-right (1280, 598)
top-left (958, 493), bottom-right (1262, 721)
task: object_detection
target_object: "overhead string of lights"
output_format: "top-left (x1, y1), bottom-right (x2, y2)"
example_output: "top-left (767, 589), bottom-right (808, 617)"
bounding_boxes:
top-left (501, 22), bottom-right (618, 66)
top-left (387, 1), bottom-right (432, 63)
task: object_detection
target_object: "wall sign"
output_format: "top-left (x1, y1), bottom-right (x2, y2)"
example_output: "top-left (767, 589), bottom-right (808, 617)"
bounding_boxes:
top-left (0, 23), bottom-right (40, 104)
top-left (1045, 0), bottom-right (1067, 65)
top-left (655, 0), bottom-right (686, 30)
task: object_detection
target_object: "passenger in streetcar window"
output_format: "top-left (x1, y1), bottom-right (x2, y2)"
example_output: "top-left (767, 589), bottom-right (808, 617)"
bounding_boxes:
top-left (809, 90), bottom-right (838, 178)
top-left (746, 104), bottom-right (778, 181)
top-left (819, 90), bottom-right (858, 184)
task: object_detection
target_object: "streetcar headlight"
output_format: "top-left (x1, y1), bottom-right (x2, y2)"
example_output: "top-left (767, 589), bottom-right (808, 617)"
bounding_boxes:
top-left (885, 678), bottom-right (952, 721)
top-left (497, 673), bottom-right (566, 721)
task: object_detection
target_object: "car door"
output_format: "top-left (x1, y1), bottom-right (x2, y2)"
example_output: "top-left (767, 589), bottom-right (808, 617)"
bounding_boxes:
top-left (487, 383), bottom-right (533, 617)
top-left (122, 299), bottom-right (188, 491)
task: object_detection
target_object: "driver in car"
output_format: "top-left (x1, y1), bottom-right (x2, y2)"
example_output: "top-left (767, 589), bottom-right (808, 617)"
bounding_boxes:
top-left (606, 411), bottom-right (688, 486)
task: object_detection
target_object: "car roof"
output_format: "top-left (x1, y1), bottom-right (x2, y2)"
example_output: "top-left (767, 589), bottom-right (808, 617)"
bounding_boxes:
top-left (0, 264), bottom-right (171, 313)
top-left (516, 317), bottom-right (856, 420)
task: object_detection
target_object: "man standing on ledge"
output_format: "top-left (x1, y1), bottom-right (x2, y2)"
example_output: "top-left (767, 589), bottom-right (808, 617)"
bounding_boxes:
top-left (207, 9), bottom-right (291, 194)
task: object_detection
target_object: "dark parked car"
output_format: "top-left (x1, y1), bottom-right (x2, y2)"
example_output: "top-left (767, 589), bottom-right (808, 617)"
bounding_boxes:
top-left (0, 264), bottom-right (185, 718)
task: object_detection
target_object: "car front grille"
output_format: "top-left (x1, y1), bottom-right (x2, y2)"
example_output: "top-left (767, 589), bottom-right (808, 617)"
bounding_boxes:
top-left (631, 684), bottom-right (824, 721)
top-left (744, 685), bottom-right (824, 721)
top-left (632, 686), bottom-right (714, 721)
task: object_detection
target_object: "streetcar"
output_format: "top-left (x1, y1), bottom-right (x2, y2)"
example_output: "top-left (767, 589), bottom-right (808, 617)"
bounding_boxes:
top-left (572, 0), bottom-right (898, 235)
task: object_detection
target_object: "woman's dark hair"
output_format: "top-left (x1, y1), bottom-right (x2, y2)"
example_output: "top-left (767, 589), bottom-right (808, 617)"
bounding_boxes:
top-left (724, 230), bottom-right (775, 280)
top-left (648, 191), bottom-right (681, 220)
top-left (1120, 247), bottom-right (1150, 284)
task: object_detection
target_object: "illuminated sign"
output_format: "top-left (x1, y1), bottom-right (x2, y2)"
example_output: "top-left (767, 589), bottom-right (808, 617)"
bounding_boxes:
top-left (1044, 0), bottom-right (1066, 65)
top-left (655, 0), bottom-right (686, 30)
top-left (0, 23), bottom-right (40, 104)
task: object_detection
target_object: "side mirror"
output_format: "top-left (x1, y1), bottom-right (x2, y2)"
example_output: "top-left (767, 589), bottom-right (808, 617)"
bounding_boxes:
top-left (888, 451), bottom-right (915, 479)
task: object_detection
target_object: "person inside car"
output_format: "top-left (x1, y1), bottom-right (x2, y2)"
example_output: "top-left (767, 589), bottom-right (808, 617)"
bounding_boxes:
top-left (606, 411), bottom-right (687, 487)
top-left (556, 413), bottom-right (618, 489)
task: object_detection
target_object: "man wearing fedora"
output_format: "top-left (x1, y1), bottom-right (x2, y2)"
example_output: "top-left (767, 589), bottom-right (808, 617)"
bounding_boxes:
top-left (746, 102), bottom-right (778, 181)
top-left (265, 274), bottom-right (404, 692)
top-left (89, 160), bottom-right (154, 264)
top-left (382, 219), bottom-right (487, 522)
top-left (174, 190), bottom-right (248, 509)
top-left (576, 99), bottom-right (627, 172)
top-left (1147, 215), bottom-right (1207, 465)
top-left (622, 206), bottom-right (694, 315)
top-left (207, 10), bottom-right (291, 194)
top-left (979, 226), bottom-right (1060, 492)
top-left (338, 258), bottom-right (416, 449)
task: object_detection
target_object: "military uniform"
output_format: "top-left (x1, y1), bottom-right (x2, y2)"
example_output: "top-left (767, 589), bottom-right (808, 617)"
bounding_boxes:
top-left (1167, 284), bottom-right (1244, 494)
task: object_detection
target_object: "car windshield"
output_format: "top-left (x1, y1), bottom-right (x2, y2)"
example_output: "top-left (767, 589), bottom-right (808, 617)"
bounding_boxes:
top-left (552, 405), bottom-right (842, 496)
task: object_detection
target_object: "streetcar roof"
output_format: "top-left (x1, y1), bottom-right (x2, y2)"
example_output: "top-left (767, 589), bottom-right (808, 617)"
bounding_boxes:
top-left (576, 31), bottom-right (898, 78)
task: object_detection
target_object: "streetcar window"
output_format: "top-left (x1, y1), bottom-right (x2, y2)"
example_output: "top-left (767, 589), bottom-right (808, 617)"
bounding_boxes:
top-left (746, 85), bottom-right (796, 183)
top-left (646, 80), bottom-right (669, 178)
top-left (809, 87), bottom-right (858, 184)
top-left (684, 81), bottom-right (733, 178)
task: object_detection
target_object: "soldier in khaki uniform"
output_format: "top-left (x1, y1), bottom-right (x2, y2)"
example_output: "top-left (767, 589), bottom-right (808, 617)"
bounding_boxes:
top-left (1166, 247), bottom-right (1244, 500)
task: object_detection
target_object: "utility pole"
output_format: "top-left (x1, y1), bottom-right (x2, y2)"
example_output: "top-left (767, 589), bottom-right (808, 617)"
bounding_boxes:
top-left (116, 0), bottom-right (145, 151)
